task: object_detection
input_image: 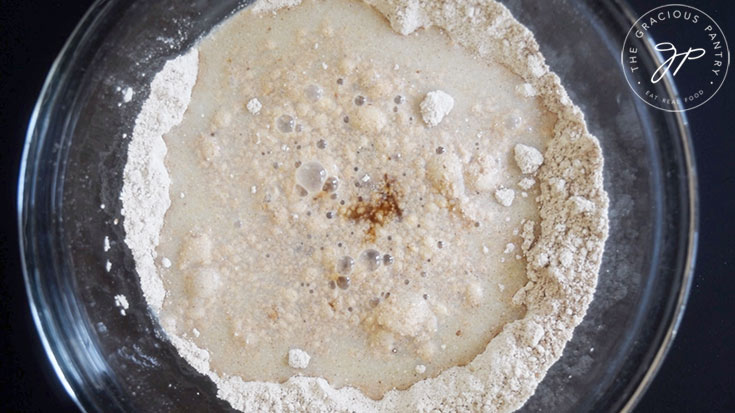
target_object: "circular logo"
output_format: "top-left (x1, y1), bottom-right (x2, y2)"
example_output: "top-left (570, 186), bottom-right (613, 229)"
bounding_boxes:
top-left (621, 4), bottom-right (730, 112)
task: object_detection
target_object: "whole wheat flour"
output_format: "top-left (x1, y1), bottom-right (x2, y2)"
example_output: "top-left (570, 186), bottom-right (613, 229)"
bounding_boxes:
top-left (122, 0), bottom-right (609, 412)
top-left (121, 49), bottom-right (198, 312)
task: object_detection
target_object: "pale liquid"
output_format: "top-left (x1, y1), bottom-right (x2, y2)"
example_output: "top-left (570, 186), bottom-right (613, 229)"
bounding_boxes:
top-left (156, 0), bottom-right (554, 399)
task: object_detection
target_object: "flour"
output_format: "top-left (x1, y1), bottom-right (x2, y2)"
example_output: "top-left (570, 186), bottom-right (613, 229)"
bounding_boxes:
top-left (114, 294), bottom-right (129, 316)
top-left (122, 87), bottom-right (134, 103)
top-left (517, 177), bottom-right (535, 191)
top-left (503, 243), bottom-right (516, 255)
top-left (494, 188), bottom-right (515, 207)
top-left (288, 349), bottom-right (312, 369)
top-left (513, 144), bottom-right (544, 174)
top-left (123, 0), bottom-right (609, 412)
top-left (419, 90), bottom-right (454, 127)
top-left (247, 97), bottom-right (262, 114)
top-left (121, 49), bottom-right (199, 312)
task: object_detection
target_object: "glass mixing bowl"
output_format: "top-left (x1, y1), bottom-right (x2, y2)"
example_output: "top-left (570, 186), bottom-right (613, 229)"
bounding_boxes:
top-left (18, 0), bottom-right (697, 411)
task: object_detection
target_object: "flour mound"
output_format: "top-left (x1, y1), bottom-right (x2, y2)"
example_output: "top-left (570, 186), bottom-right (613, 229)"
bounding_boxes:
top-left (121, 49), bottom-right (198, 312)
top-left (125, 1), bottom-right (609, 412)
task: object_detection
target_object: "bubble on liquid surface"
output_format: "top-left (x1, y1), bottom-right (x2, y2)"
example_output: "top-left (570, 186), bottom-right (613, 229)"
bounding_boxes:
top-left (295, 185), bottom-right (308, 197)
top-left (360, 249), bottom-right (381, 271)
top-left (383, 254), bottom-right (394, 266)
top-left (337, 256), bottom-right (354, 275)
top-left (277, 115), bottom-right (295, 133)
top-left (505, 114), bottom-right (522, 130)
top-left (305, 84), bottom-right (323, 101)
top-left (295, 161), bottom-right (327, 194)
top-left (323, 176), bottom-right (339, 193)
top-left (336, 276), bottom-right (350, 290)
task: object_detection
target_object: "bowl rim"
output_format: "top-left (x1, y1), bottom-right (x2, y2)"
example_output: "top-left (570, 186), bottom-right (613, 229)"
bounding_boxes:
top-left (17, 1), bottom-right (114, 410)
top-left (615, 1), bottom-right (699, 410)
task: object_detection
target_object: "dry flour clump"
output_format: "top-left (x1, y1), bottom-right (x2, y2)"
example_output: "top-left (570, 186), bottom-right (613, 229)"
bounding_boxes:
top-left (420, 90), bottom-right (454, 127)
top-left (495, 187), bottom-right (516, 207)
top-left (247, 97), bottom-right (262, 114)
top-left (514, 143), bottom-right (544, 174)
top-left (114, 294), bottom-right (129, 316)
top-left (288, 348), bottom-right (312, 369)
top-left (124, 0), bottom-right (609, 412)
top-left (518, 177), bottom-right (535, 190)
